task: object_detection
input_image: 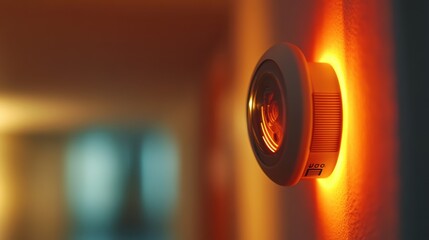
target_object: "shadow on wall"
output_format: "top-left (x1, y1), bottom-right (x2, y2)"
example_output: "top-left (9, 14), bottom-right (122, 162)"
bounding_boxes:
top-left (393, 1), bottom-right (429, 239)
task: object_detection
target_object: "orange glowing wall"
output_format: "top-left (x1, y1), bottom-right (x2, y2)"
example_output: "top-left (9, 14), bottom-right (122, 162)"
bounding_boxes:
top-left (228, 0), bottom-right (398, 239)
top-left (314, 0), bottom-right (398, 239)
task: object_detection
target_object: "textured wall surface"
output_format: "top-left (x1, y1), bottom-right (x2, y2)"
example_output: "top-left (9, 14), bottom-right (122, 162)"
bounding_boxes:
top-left (313, 1), bottom-right (398, 239)
top-left (230, 0), bottom-right (398, 239)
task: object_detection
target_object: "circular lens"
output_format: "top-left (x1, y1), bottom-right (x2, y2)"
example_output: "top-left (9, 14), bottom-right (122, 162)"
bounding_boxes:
top-left (250, 72), bottom-right (286, 155)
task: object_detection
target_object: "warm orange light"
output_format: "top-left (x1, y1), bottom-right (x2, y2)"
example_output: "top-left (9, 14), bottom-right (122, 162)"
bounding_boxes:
top-left (260, 104), bottom-right (281, 153)
top-left (317, 53), bottom-right (348, 188)
top-left (315, 52), bottom-right (349, 239)
top-left (313, 0), bottom-right (398, 239)
top-left (312, 1), bottom-right (349, 239)
top-left (0, 158), bottom-right (9, 239)
top-left (0, 139), bottom-right (18, 240)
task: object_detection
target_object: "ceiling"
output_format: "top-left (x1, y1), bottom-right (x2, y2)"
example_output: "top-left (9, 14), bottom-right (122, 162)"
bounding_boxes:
top-left (0, 2), bottom-right (230, 133)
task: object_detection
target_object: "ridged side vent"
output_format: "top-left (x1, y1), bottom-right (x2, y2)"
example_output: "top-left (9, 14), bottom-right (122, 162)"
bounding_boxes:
top-left (310, 93), bottom-right (342, 152)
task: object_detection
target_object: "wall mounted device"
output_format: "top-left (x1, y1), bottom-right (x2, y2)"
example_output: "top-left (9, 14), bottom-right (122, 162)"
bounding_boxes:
top-left (247, 42), bottom-right (343, 186)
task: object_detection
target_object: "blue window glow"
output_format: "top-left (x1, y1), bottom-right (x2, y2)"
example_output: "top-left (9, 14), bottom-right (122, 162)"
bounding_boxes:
top-left (140, 129), bottom-right (179, 227)
top-left (65, 130), bottom-right (132, 230)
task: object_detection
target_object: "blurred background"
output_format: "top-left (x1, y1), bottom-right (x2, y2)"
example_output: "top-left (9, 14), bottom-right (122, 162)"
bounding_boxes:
top-left (0, 0), bottom-right (428, 239)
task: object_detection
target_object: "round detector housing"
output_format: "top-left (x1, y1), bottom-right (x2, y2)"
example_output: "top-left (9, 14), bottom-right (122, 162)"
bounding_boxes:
top-left (247, 42), bottom-right (343, 186)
